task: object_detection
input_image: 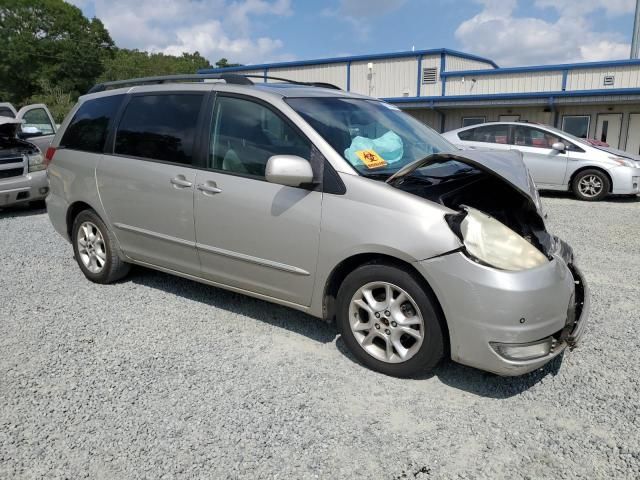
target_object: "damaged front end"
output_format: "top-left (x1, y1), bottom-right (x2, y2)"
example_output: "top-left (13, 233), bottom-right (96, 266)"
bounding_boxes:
top-left (388, 150), bottom-right (588, 373)
top-left (387, 150), bottom-right (559, 263)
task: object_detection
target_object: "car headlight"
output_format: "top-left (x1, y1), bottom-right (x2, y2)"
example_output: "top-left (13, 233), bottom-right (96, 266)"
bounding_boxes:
top-left (608, 156), bottom-right (636, 168)
top-left (449, 207), bottom-right (549, 271)
top-left (28, 153), bottom-right (46, 172)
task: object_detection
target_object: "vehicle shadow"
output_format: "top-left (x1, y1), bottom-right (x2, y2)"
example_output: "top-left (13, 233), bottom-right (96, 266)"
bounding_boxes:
top-left (131, 266), bottom-right (562, 399)
top-left (540, 190), bottom-right (639, 203)
top-left (128, 266), bottom-right (336, 345)
top-left (0, 202), bottom-right (47, 219)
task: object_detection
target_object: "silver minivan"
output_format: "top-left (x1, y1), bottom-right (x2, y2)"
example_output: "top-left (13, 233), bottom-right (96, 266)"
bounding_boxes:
top-left (443, 121), bottom-right (640, 201)
top-left (46, 75), bottom-right (588, 377)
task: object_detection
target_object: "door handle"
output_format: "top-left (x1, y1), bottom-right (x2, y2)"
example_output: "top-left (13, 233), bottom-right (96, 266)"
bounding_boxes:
top-left (170, 176), bottom-right (193, 188)
top-left (197, 183), bottom-right (222, 195)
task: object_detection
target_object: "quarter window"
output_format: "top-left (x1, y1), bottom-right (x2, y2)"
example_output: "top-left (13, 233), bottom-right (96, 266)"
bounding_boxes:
top-left (210, 96), bottom-right (311, 178)
top-left (60, 95), bottom-right (124, 153)
top-left (512, 126), bottom-right (561, 149)
top-left (458, 124), bottom-right (509, 144)
top-left (115, 94), bottom-right (204, 165)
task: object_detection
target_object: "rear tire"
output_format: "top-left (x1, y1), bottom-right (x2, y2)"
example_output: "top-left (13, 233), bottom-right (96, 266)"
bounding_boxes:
top-left (572, 169), bottom-right (609, 201)
top-left (336, 262), bottom-right (445, 377)
top-left (72, 210), bottom-right (130, 284)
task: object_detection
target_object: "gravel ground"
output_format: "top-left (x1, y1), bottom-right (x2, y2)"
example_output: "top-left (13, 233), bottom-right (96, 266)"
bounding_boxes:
top-left (1, 194), bottom-right (639, 479)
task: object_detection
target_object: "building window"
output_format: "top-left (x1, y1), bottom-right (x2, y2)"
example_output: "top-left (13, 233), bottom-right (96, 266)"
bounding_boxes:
top-left (422, 67), bottom-right (437, 85)
top-left (561, 115), bottom-right (590, 138)
top-left (462, 116), bottom-right (485, 127)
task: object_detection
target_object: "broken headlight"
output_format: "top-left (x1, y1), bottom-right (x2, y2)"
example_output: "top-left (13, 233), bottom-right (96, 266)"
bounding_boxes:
top-left (447, 207), bottom-right (548, 271)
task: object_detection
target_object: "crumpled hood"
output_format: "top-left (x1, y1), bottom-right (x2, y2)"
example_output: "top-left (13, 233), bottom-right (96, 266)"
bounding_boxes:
top-left (388, 149), bottom-right (542, 214)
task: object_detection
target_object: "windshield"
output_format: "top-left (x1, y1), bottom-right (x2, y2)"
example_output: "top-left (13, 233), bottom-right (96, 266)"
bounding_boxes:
top-left (286, 97), bottom-right (455, 177)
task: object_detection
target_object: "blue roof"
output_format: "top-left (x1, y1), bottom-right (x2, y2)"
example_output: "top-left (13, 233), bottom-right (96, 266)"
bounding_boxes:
top-left (199, 48), bottom-right (499, 73)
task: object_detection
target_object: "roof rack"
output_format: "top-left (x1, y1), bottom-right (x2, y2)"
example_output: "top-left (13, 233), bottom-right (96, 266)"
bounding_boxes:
top-left (87, 73), bottom-right (253, 94)
top-left (87, 73), bottom-right (342, 94)
top-left (242, 75), bottom-right (342, 90)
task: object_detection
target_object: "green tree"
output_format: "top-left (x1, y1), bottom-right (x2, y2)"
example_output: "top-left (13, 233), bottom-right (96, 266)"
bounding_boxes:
top-left (215, 58), bottom-right (243, 69)
top-left (99, 49), bottom-right (214, 82)
top-left (0, 0), bottom-right (113, 105)
top-left (27, 79), bottom-right (73, 124)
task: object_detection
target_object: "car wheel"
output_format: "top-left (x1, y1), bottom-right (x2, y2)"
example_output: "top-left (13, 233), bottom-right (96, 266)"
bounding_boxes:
top-left (572, 169), bottom-right (610, 201)
top-left (336, 262), bottom-right (445, 377)
top-left (72, 210), bottom-right (130, 284)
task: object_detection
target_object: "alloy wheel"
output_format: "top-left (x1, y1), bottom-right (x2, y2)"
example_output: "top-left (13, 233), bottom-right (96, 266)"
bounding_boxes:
top-left (77, 221), bottom-right (107, 274)
top-left (578, 174), bottom-right (603, 198)
top-left (348, 281), bottom-right (425, 363)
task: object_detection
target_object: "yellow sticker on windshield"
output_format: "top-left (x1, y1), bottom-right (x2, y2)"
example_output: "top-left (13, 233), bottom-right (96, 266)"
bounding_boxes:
top-left (356, 150), bottom-right (387, 169)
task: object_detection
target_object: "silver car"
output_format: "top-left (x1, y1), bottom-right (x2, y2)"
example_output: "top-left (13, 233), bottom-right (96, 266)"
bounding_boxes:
top-left (443, 122), bottom-right (640, 201)
top-left (46, 74), bottom-right (588, 377)
top-left (0, 117), bottom-right (48, 207)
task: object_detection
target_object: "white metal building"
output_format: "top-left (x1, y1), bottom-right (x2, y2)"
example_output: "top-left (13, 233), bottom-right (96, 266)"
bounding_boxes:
top-left (201, 48), bottom-right (640, 154)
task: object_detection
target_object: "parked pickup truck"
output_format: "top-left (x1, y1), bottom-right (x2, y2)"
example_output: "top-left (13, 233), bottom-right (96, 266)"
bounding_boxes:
top-left (0, 103), bottom-right (56, 207)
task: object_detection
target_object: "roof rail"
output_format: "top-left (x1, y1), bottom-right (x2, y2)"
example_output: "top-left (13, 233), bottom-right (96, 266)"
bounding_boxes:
top-left (87, 73), bottom-right (342, 95)
top-left (87, 73), bottom-right (253, 94)
top-left (242, 75), bottom-right (342, 90)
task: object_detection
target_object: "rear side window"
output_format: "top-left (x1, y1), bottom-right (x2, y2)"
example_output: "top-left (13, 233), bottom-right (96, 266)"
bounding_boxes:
top-left (115, 94), bottom-right (204, 165)
top-left (458, 125), bottom-right (509, 144)
top-left (60, 95), bottom-right (123, 153)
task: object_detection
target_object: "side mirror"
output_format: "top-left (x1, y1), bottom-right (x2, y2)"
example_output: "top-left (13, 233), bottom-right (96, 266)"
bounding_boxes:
top-left (551, 142), bottom-right (566, 152)
top-left (265, 155), bottom-right (314, 187)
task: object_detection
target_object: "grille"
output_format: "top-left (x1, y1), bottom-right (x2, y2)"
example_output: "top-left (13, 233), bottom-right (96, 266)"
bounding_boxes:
top-left (0, 167), bottom-right (24, 179)
top-left (0, 156), bottom-right (23, 166)
top-left (422, 67), bottom-right (438, 84)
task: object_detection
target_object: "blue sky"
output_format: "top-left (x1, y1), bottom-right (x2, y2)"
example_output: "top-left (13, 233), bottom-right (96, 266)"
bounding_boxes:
top-left (70, 0), bottom-right (636, 67)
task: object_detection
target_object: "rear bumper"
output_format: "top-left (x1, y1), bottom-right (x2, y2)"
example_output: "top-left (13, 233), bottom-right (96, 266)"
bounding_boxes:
top-left (0, 170), bottom-right (49, 207)
top-left (416, 247), bottom-right (589, 376)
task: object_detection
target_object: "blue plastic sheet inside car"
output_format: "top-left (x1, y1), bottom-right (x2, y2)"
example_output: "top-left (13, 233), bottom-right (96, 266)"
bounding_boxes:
top-left (344, 131), bottom-right (404, 167)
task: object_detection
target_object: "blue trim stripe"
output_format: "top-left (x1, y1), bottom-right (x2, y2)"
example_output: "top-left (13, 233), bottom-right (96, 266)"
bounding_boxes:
top-left (441, 58), bottom-right (640, 78)
top-left (383, 87), bottom-right (640, 104)
top-left (198, 48), bottom-right (498, 74)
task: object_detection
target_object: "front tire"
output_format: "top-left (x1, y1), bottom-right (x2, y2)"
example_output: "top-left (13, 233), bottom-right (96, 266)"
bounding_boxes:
top-left (336, 262), bottom-right (445, 377)
top-left (572, 169), bottom-right (609, 201)
top-left (72, 210), bottom-right (130, 284)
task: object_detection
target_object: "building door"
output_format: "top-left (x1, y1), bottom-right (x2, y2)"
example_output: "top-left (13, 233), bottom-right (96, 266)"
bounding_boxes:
top-left (626, 113), bottom-right (640, 155)
top-left (595, 113), bottom-right (622, 148)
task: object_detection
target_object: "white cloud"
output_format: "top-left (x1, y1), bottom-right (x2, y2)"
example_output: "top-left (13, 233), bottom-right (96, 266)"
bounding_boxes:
top-left (80, 0), bottom-right (291, 64)
top-left (455, 0), bottom-right (633, 66)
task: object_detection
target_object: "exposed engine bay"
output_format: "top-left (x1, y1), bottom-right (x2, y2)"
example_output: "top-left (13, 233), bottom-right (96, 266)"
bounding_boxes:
top-left (387, 152), bottom-right (556, 258)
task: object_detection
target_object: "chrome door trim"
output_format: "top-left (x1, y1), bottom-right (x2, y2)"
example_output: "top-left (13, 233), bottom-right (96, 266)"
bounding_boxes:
top-left (113, 222), bottom-right (196, 247)
top-left (127, 258), bottom-right (311, 312)
top-left (196, 242), bottom-right (310, 276)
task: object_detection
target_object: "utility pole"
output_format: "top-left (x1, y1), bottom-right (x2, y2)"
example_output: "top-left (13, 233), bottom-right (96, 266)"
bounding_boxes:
top-left (632, 0), bottom-right (640, 58)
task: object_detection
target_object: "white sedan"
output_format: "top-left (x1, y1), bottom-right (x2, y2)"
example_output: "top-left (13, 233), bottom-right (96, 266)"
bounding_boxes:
top-left (443, 122), bottom-right (640, 201)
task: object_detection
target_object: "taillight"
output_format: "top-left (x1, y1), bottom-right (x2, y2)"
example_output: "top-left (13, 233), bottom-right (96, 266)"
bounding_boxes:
top-left (44, 147), bottom-right (56, 166)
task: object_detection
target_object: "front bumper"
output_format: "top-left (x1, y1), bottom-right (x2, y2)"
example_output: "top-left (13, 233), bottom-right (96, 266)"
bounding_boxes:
top-left (610, 165), bottom-right (640, 195)
top-left (416, 246), bottom-right (589, 376)
top-left (0, 170), bottom-right (49, 207)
